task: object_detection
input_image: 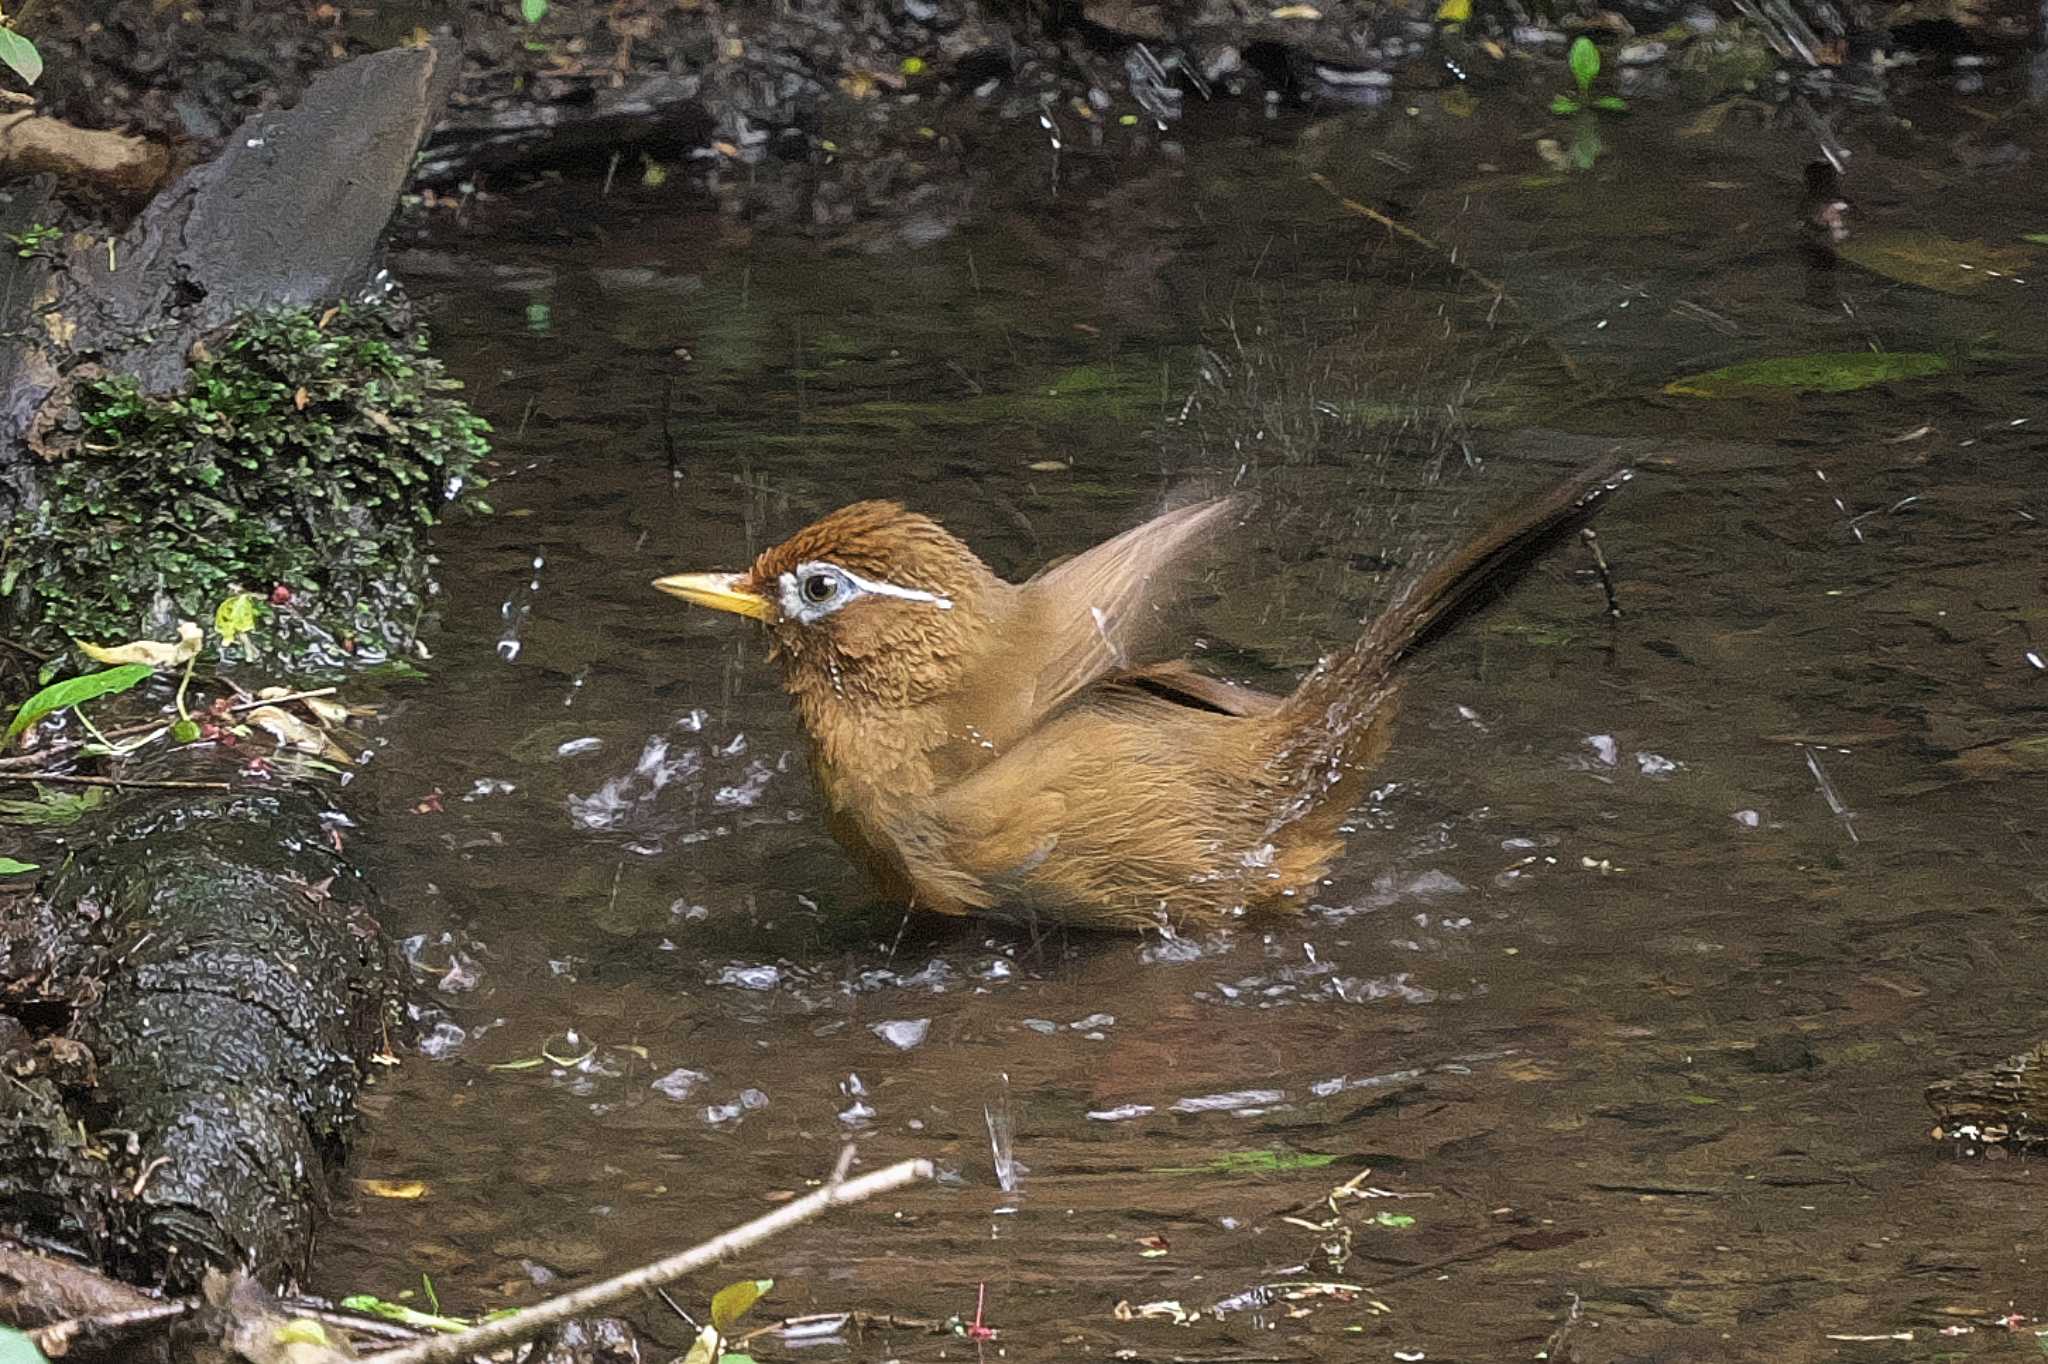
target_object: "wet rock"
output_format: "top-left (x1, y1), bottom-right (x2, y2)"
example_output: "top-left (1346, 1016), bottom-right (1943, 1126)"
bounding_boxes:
top-left (1747, 1033), bottom-right (1818, 1074)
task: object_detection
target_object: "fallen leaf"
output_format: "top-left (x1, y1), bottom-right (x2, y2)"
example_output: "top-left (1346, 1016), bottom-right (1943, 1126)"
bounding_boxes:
top-left (245, 705), bottom-right (347, 760)
top-left (1665, 350), bottom-right (1949, 398)
top-left (365, 409), bottom-right (400, 435)
top-left (355, 1178), bottom-right (428, 1199)
top-left (1837, 230), bottom-right (2035, 295)
top-left (1269, 3), bottom-right (1322, 15)
top-left (293, 385), bottom-right (310, 410)
top-left (77, 620), bottom-right (204, 668)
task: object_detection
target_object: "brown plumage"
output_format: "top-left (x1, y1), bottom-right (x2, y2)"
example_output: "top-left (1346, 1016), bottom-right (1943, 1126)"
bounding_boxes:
top-left (655, 463), bottom-right (1630, 931)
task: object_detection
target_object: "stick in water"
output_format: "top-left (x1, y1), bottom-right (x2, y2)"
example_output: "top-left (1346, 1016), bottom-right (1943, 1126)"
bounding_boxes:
top-left (367, 1155), bottom-right (935, 1364)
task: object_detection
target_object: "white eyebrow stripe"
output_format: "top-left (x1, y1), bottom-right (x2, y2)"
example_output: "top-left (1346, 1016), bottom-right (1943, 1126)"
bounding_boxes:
top-left (792, 560), bottom-right (953, 611)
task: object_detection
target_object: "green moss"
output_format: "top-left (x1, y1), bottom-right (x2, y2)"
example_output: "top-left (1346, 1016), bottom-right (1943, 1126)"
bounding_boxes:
top-left (4, 304), bottom-right (490, 664)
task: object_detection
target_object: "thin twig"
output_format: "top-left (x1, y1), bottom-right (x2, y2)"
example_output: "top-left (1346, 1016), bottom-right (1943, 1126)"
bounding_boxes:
top-left (0, 633), bottom-right (49, 661)
top-left (366, 1157), bottom-right (935, 1364)
top-left (1308, 172), bottom-right (1508, 295)
top-left (0, 772), bottom-right (232, 790)
top-left (31, 1299), bottom-right (198, 1354)
top-left (1307, 171), bottom-right (1584, 383)
top-left (1579, 528), bottom-right (1622, 617)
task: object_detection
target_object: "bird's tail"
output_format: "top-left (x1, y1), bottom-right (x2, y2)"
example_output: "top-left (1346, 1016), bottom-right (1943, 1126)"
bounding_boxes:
top-left (1264, 461), bottom-right (1632, 814)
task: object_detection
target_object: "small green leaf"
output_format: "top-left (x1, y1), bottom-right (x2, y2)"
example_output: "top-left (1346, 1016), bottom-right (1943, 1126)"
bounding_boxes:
top-left (0, 29), bottom-right (44, 87)
top-left (720, 1355), bottom-right (759, 1364)
top-left (1151, 1149), bottom-right (1340, 1175)
top-left (0, 859), bottom-right (37, 875)
top-left (2024, 232), bottom-right (2048, 246)
top-left (214, 592), bottom-right (261, 647)
top-left (1568, 35), bottom-right (1599, 94)
top-left (0, 1326), bottom-right (53, 1363)
top-left (6, 664), bottom-right (153, 745)
top-left (1592, 94), bottom-right (1628, 111)
top-left (1665, 350), bottom-right (1950, 398)
top-left (520, 0), bottom-right (549, 22)
top-left (171, 718), bottom-right (201, 743)
top-left (0, 786), bottom-right (107, 826)
top-left (711, 1279), bottom-right (773, 1336)
top-left (1549, 93), bottom-right (1580, 115)
top-left (1372, 1211), bottom-right (1418, 1229)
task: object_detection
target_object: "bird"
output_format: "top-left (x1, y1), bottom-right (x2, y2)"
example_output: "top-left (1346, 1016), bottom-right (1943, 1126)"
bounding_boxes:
top-left (654, 462), bottom-right (1629, 931)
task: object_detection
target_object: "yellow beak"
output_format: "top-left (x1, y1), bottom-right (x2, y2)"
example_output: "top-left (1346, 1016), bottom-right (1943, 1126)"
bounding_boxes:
top-left (652, 571), bottom-right (776, 621)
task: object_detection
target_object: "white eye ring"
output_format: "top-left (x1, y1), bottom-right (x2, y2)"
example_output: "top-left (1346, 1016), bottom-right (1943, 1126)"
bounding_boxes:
top-left (777, 560), bottom-right (954, 624)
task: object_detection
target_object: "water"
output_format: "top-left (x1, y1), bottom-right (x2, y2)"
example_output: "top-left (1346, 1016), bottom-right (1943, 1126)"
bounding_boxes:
top-left (317, 81), bottom-right (2046, 1359)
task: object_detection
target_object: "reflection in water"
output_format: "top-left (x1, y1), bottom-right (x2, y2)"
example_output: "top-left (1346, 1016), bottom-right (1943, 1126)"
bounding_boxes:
top-left (323, 76), bottom-right (2048, 1362)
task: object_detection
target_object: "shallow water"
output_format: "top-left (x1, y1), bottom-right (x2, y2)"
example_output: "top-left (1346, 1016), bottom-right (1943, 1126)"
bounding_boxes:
top-left (317, 69), bottom-right (2046, 1362)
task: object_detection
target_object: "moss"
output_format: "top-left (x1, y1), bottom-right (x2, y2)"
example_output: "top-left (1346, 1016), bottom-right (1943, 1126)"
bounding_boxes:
top-left (3, 304), bottom-right (490, 664)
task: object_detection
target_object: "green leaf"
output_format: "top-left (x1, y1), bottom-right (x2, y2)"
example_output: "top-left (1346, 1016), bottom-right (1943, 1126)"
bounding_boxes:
top-left (2024, 232), bottom-right (2048, 246)
top-left (520, 0), bottom-right (549, 22)
top-left (171, 718), bottom-right (201, 744)
top-left (0, 29), bottom-right (44, 87)
top-left (0, 1327), bottom-right (51, 1364)
top-left (1372, 1211), bottom-right (1418, 1229)
top-left (1150, 1149), bottom-right (1340, 1175)
top-left (1592, 94), bottom-right (1628, 111)
top-left (214, 592), bottom-right (261, 647)
top-left (1568, 35), bottom-right (1599, 94)
top-left (1548, 93), bottom-right (1580, 115)
top-left (711, 1279), bottom-right (773, 1336)
top-left (336, 1295), bottom-right (471, 1334)
top-left (1665, 351), bottom-right (1950, 399)
top-left (0, 859), bottom-right (36, 875)
top-left (720, 1355), bottom-right (759, 1364)
top-left (6, 664), bottom-right (153, 745)
top-left (0, 786), bottom-right (107, 826)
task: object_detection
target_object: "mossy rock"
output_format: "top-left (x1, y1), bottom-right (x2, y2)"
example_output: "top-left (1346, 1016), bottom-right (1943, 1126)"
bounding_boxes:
top-left (3, 304), bottom-right (490, 665)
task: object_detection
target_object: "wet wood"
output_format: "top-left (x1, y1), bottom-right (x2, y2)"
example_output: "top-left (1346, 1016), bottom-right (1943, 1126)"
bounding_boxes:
top-left (1926, 1042), bottom-right (2048, 1151)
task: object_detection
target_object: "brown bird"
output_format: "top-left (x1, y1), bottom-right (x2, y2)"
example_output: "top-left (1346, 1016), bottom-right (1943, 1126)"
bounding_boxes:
top-left (655, 463), bottom-right (1628, 931)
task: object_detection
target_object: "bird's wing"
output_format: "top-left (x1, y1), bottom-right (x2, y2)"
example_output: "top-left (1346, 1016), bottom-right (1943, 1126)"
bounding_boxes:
top-left (1103, 658), bottom-right (1282, 718)
top-left (888, 700), bottom-right (1268, 931)
top-left (1014, 495), bottom-right (1246, 719)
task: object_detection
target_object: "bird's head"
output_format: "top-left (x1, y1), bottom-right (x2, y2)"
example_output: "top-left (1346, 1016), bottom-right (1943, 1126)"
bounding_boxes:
top-left (654, 501), bottom-right (1002, 716)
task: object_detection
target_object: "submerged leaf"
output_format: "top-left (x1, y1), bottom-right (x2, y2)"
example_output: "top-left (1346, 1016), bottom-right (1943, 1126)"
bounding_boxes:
top-left (0, 786), bottom-right (108, 826)
top-left (1665, 351), bottom-right (1948, 398)
top-left (1151, 1149), bottom-right (1340, 1175)
top-left (6, 664), bottom-right (153, 745)
top-left (1837, 230), bottom-right (2036, 295)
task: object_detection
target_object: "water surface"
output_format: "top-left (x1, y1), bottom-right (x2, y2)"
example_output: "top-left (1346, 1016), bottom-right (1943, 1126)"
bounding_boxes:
top-left (318, 78), bottom-right (2048, 1361)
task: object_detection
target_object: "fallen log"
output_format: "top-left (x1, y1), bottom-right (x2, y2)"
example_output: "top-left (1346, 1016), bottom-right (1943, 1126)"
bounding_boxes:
top-left (0, 788), bottom-right (396, 1290)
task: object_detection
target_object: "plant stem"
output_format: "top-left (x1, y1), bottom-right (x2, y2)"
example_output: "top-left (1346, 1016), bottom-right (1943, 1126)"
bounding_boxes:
top-left (366, 1157), bottom-right (934, 1364)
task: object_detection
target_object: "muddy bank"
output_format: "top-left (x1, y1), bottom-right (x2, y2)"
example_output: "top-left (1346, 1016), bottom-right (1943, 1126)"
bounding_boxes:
top-left (29, 0), bottom-right (2038, 230)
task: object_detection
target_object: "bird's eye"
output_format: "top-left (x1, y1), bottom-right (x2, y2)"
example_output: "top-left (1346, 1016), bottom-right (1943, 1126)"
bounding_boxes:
top-left (801, 573), bottom-right (837, 604)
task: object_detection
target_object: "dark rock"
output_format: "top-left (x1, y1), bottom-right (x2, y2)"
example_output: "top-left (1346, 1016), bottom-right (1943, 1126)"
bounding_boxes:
top-left (1748, 1033), bottom-right (1818, 1074)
